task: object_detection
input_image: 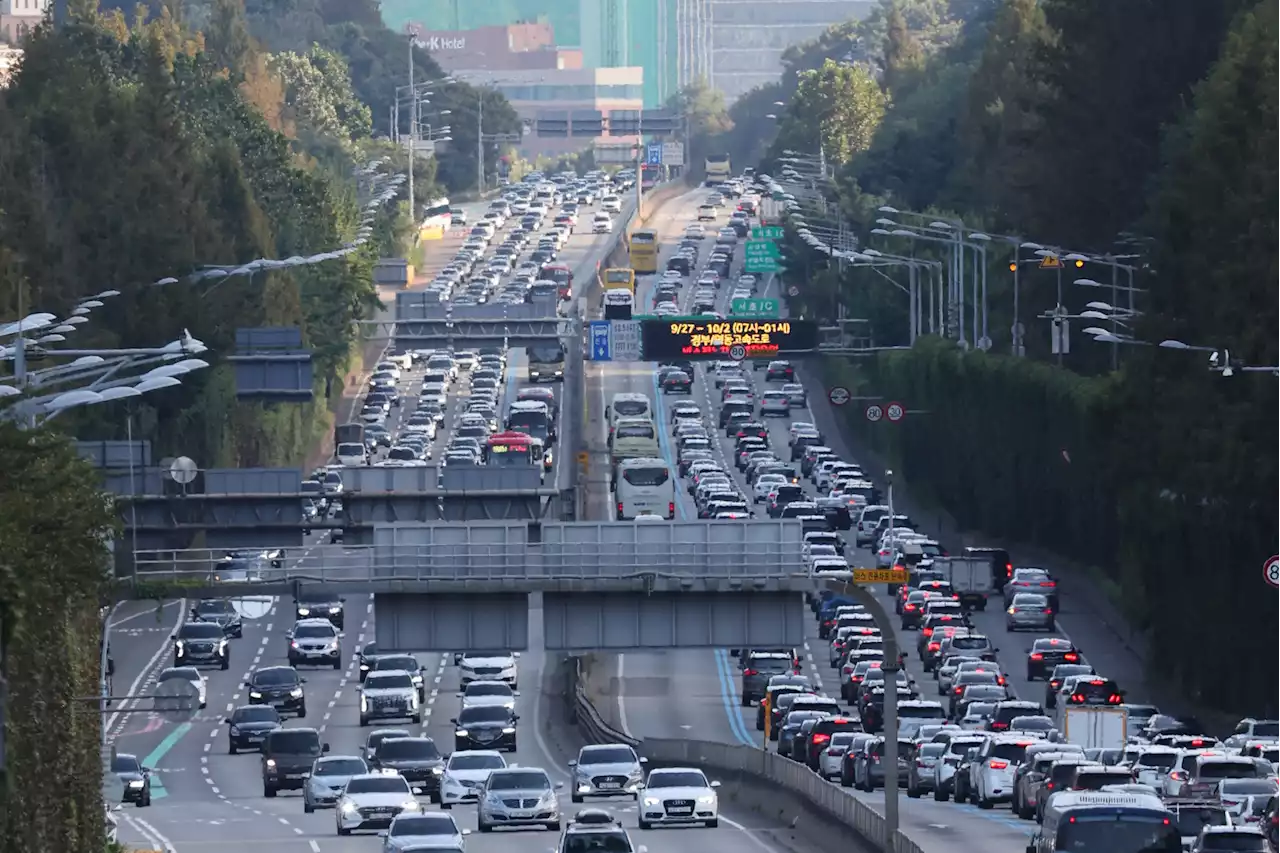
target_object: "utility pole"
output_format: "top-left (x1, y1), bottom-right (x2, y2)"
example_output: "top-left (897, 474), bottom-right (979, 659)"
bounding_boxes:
top-left (477, 94), bottom-right (484, 193)
top-left (407, 37), bottom-right (416, 221)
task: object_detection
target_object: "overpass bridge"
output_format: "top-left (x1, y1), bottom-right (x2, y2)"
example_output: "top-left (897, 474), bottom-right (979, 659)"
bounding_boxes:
top-left (385, 293), bottom-right (571, 348)
top-left (123, 521), bottom-right (810, 652)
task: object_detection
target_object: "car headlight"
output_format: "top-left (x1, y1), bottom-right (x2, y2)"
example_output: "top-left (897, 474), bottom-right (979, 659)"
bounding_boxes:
top-left (432, 767), bottom-right (443, 775)
top-left (329, 607), bottom-right (340, 614)
top-left (360, 696), bottom-right (368, 712)
top-left (297, 608), bottom-right (310, 616)
top-left (219, 640), bottom-right (228, 651)
top-left (455, 729), bottom-right (468, 737)
top-left (175, 640), bottom-right (185, 652)
top-left (229, 726), bottom-right (240, 736)
top-left (401, 800), bottom-right (420, 812)
top-left (266, 759), bottom-right (276, 768)
top-left (128, 780), bottom-right (144, 788)
top-left (643, 797), bottom-right (660, 806)
top-left (698, 794), bottom-right (716, 804)
top-left (249, 691), bottom-right (262, 699)
top-left (340, 800), bottom-right (357, 813)
top-left (290, 688), bottom-right (303, 698)
top-left (412, 675), bottom-right (423, 686)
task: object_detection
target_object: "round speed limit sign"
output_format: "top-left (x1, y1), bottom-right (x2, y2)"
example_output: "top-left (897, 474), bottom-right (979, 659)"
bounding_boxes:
top-left (728, 343), bottom-right (747, 361)
top-left (864, 404), bottom-right (883, 422)
top-left (886, 402), bottom-right (905, 422)
top-left (1265, 555), bottom-right (1279, 588)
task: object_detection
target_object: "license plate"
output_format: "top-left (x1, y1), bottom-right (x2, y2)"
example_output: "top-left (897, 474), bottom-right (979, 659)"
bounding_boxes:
top-left (287, 773), bottom-right (307, 779)
top-left (669, 807), bottom-right (692, 815)
top-left (599, 782), bottom-right (621, 789)
top-left (247, 735), bottom-right (264, 742)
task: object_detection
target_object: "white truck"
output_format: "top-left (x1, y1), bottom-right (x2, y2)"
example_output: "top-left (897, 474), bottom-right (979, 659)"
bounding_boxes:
top-left (1061, 706), bottom-right (1129, 750)
top-left (934, 556), bottom-right (996, 611)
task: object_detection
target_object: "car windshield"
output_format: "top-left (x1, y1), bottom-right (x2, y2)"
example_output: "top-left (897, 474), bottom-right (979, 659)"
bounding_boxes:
top-left (178, 623), bottom-right (222, 639)
top-left (345, 776), bottom-right (410, 794)
top-left (252, 668), bottom-right (298, 686)
top-left (294, 624), bottom-right (335, 639)
top-left (377, 739), bottom-right (441, 760)
top-left (195, 600), bottom-right (235, 614)
top-left (613, 400), bottom-right (648, 417)
top-left (466, 683), bottom-right (511, 697)
top-left (580, 747), bottom-right (635, 764)
top-left (315, 758), bottom-right (366, 776)
top-left (112, 755), bottom-right (141, 773)
top-left (649, 770), bottom-right (708, 789)
top-left (232, 706), bottom-right (280, 723)
top-left (450, 753), bottom-right (506, 770)
top-left (458, 706), bottom-right (512, 724)
top-left (267, 731), bottom-right (321, 754)
top-left (1250, 722), bottom-right (1279, 737)
top-left (1013, 717), bottom-right (1055, 730)
top-left (489, 771), bottom-right (550, 791)
top-left (377, 656), bottom-right (419, 671)
top-left (1220, 779), bottom-right (1277, 795)
top-left (1199, 761), bottom-right (1263, 780)
top-left (1174, 806), bottom-right (1230, 836)
top-left (158, 669), bottom-right (198, 683)
top-left (990, 742), bottom-right (1032, 762)
top-left (390, 815), bottom-right (456, 836)
top-left (365, 673), bottom-right (413, 690)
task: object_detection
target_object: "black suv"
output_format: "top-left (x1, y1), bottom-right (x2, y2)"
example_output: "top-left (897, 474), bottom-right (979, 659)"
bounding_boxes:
top-left (294, 590), bottom-right (345, 629)
top-left (261, 727), bottom-right (328, 797)
top-left (172, 621), bottom-right (229, 670)
top-left (190, 599), bottom-right (243, 638)
top-left (225, 705), bottom-right (282, 754)
top-left (246, 665), bottom-right (307, 717)
top-left (367, 737), bottom-right (446, 801)
top-left (453, 705), bottom-right (519, 752)
top-left (559, 809), bottom-right (633, 853)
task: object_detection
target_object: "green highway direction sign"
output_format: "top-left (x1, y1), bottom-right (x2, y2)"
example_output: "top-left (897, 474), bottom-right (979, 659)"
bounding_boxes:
top-left (750, 225), bottom-right (785, 240)
top-left (745, 239), bottom-right (781, 259)
top-left (744, 256), bottom-right (784, 274)
top-left (730, 298), bottom-right (780, 317)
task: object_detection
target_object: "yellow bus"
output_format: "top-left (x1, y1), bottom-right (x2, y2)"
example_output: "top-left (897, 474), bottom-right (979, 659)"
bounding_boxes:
top-left (602, 268), bottom-right (636, 293)
top-left (629, 228), bottom-right (659, 274)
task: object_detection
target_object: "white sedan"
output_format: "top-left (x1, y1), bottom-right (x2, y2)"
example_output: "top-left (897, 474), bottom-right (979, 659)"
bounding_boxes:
top-left (639, 767), bottom-right (720, 829)
top-left (439, 750), bottom-right (507, 808)
top-left (157, 666), bottom-right (207, 710)
top-left (754, 474), bottom-right (787, 502)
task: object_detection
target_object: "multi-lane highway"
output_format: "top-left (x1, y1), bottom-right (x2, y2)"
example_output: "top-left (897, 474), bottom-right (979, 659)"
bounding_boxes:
top-left (108, 178), bottom-right (830, 853)
top-left (584, 186), bottom-right (1175, 853)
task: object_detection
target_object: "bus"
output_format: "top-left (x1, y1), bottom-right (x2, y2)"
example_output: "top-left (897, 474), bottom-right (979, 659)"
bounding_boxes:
top-left (628, 229), bottom-right (659, 274)
top-left (603, 268), bottom-right (636, 293)
top-left (527, 343), bottom-right (565, 383)
top-left (603, 288), bottom-right (634, 320)
top-left (1031, 791), bottom-right (1180, 853)
top-left (540, 263), bottom-right (574, 299)
top-left (641, 163), bottom-right (662, 190)
top-left (483, 431), bottom-right (545, 470)
top-left (616, 457), bottom-right (675, 520)
top-left (421, 197), bottom-right (452, 240)
top-left (704, 154), bottom-right (731, 186)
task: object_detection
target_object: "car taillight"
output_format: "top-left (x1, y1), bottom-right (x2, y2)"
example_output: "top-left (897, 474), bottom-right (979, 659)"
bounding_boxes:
top-left (843, 665), bottom-right (854, 674)
top-left (617, 502), bottom-right (624, 514)
top-left (1040, 581), bottom-right (1056, 587)
top-left (928, 643), bottom-right (940, 652)
top-left (1044, 609), bottom-right (1053, 614)
top-left (1064, 653), bottom-right (1078, 661)
top-left (1030, 653), bottom-right (1044, 660)
top-left (1006, 563), bottom-right (1013, 576)
top-left (669, 502), bottom-right (675, 515)
top-left (922, 627), bottom-right (934, 637)
top-left (813, 733), bottom-right (830, 744)
top-left (954, 687), bottom-right (964, 694)
top-left (1009, 608), bottom-right (1018, 614)
top-left (742, 669), bottom-right (758, 677)
top-left (991, 722), bottom-right (1008, 730)
top-left (904, 604), bottom-right (916, 611)
top-left (1169, 770), bottom-right (1188, 781)
top-left (988, 760), bottom-right (1009, 769)
top-left (1045, 781), bottom-right (1054, 790)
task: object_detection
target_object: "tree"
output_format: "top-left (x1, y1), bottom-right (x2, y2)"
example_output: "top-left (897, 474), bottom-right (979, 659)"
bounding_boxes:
top-left (0, 424), bottom-right (118, 852)
top-left (665, 78), bottom-right (733, 172)
top-left (1018, 0), bottom-right (1242, 246)
top-left (883, 3), bottom-right (925, 91)
top-left (775, 58), bottom-right (888, 164)
top-left (270, 44), bottom-right (373, 144)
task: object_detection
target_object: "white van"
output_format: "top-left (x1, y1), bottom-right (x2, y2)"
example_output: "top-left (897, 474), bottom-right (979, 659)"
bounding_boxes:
top-left (607, 393), bottom-right (652, 443)
top-left (335, 442), bottom-right (367, 467)
top-left (616, 457), bottom-right (675, 520)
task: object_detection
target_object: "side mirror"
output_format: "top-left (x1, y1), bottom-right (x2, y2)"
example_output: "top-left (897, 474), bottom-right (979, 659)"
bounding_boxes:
top-left (450, 718), bottom-right (458, 725)
top-left (900, 651), bottom-right (910, 660)
top-left (377, 831), bottom-right (388, 838)
top-left (170, 634), bottom-right (178, 640)
top-left (461, 829), bottom-right (472, 836)
top-left (709, 780), bottom-right (721, 788)
top-left (338, 633), bottom-right (345, 639)
top-left (142, 767), bottom-right (153, 775)
top-left (513, 715), bottom-right (520, 722)
top-left (300, 678), bottom-right (308, 684)
top-left (568, 760), bottom-right (577, 767)
top-left (729, 649), bottom-right (740, 658)
top-left (513, 652), bottom-right (521, 658)
top-left (224, 717), bottom-right (232, 724)
top-left (639, 757), bottom-right (648, 764)
top-left (455, 692), bottom-right (463, 698)
top-left (322, 743), bottom-right (330, 753)
top-left (991, 648), bottom-right (1000, 654)
top-left (554, 781), bottom-right (565, 790)
top-left (513, 691), bottom-right (521, 697)
top-left (339, 596), bottom-right (346, 602)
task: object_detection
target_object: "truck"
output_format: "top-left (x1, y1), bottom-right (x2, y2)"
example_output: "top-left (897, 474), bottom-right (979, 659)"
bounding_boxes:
top-left (704, 153), bottom-right (731, 186)
top-left (1061, 706), bottom-right (1129, 750)
top-left (334, 422), bottom-right (364, 448)
top-left (934, 555), bottom-right (996, 610)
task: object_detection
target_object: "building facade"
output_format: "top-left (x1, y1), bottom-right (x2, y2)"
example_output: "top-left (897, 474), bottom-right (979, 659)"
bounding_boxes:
top-left (0, 0), bottom-right (48, 44)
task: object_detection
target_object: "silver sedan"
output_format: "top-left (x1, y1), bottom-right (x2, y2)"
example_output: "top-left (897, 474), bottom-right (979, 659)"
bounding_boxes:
top-left (1005, 593), bottom-right (1055, 631)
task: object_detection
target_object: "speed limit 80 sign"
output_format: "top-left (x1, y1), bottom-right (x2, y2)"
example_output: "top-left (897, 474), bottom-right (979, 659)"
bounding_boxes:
top-left (1265, 555), bottom-right (1279, 588)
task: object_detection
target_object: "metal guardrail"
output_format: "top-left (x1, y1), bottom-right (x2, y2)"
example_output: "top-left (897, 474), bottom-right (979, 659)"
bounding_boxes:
top-left (572, 661), bottom-right (924, 853)
top-left (130, 542), bottom-right (807, 584)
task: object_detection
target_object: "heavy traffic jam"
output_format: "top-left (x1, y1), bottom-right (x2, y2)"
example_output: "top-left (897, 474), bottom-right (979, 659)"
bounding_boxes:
top-left (109, 167), bottom-right (1278, 853)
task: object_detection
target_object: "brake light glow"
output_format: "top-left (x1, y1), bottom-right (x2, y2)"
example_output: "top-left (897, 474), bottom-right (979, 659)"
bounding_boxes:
top-left (922, 628), bottom-right (934, 637)
top-left (812, 733), bottom-right (830, 744)
top-left (669, 502), bottom-right (675, 515)
top-left (1169, 770), bottom-right (1188, 781)
top-left (1030, 653), bottom-right (1044, 660)
top-left (955, 687), bottom-right (964, 694)
top-left (1040, 581), bottom-right (1056, 587)
top-left (904, 604), bottom-right (917, 611)
top-left (742, 669), bottom-right (758, 677)
top-left (618, 502), bottom-right (624, 515)
top-left (1064, 653), bottom-right (1078, 661)
top-left (988, 760), bottom-right (1009, 769)
top-left (1006, 563), bottom-right (1013, 576)
top-left (928, 643), bottom-right (940, 652)
top-left (991, 722), bottom-right (1009, 730)
top-left (1191, 739), bottom-right (1206, 747)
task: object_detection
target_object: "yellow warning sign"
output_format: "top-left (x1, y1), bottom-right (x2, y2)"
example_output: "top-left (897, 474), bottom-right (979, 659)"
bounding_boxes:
top-left (1039, 254), bottom-right (1062, 269)
top-left (851, 569), bottom-right (909, 584)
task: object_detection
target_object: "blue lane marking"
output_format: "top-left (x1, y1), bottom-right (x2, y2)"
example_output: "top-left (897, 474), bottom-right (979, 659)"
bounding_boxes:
top-left (136, 720), bottom-right (193, 799)
top-left (650, 368), bottom-right (689, 520)
top-left (711, 648), bottom-right (756, 746)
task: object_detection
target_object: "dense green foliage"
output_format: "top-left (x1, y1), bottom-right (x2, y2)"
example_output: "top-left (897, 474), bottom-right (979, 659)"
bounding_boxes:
top-left (744, 0), bottom-right (1278, 714)
top-left (773, 59), bottom-right (887, 164)
top-left (0, 424), bottom-right (118, 852)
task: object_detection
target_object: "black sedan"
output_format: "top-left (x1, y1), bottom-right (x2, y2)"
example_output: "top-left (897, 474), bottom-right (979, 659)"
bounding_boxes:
top-left (765, 361), bottom-right (795, 382)
top-left (226, 705), bottom-right (283, 754)
top-left (452, 705), bottom-right (519, 753)
top-left (661, 370), bottom-right (693, 394)
top-left (112, 753), bottom-right (153, 807)
top-left (1026, 637), bottom-right (1083, 681)
top-left (245, 666), bottom-right (307, 717)
top-left (368, 737), bottom-right (446, 801)
top-left (358, 642), bottom-right (382, 682)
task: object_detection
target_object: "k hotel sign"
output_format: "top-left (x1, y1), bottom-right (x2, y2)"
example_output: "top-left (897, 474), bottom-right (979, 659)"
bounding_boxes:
top-left (418, 35), bottom-right (467, 50)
